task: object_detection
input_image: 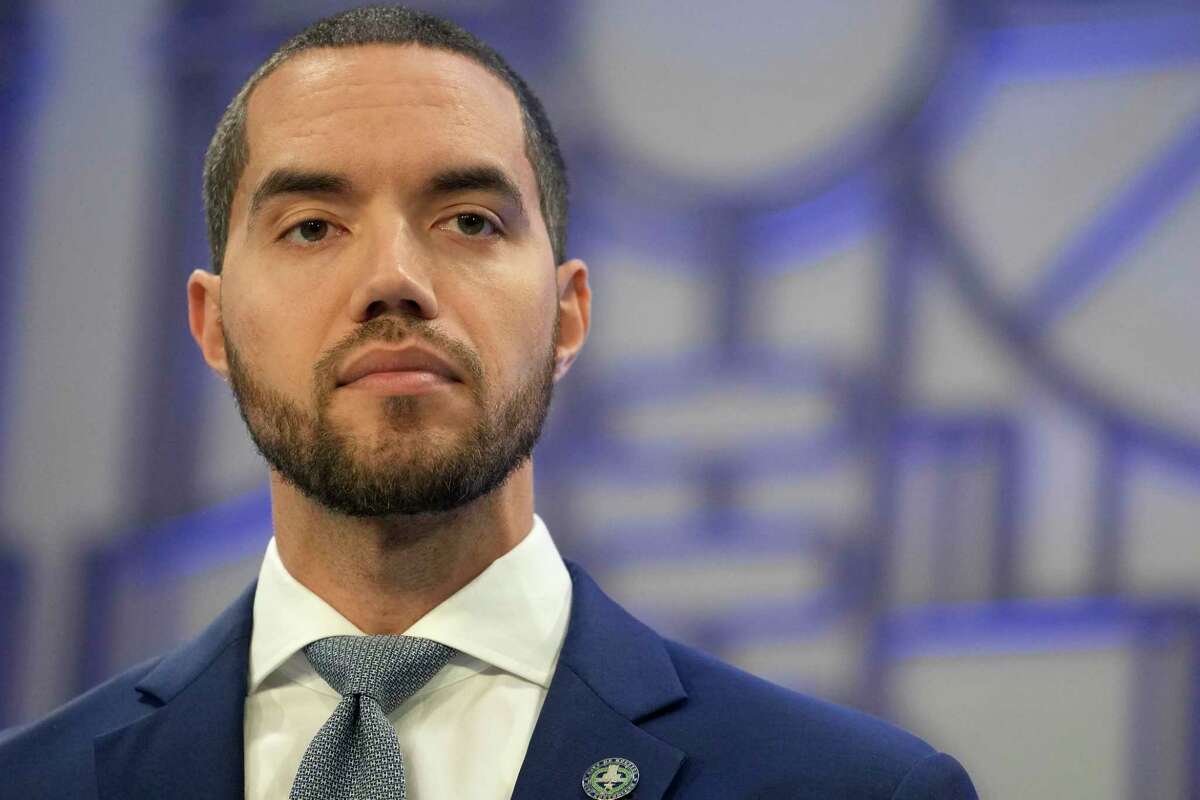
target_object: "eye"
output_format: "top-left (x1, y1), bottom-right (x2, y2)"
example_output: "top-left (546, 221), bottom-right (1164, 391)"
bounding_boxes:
top-left (443, 212), bottom-right (500, 238)
top-left (282, 219), bottom-right (333, 245)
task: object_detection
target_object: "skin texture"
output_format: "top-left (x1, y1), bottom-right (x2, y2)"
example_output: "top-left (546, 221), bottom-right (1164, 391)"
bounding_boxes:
top-left (187, 44), bottom-right (591, 634)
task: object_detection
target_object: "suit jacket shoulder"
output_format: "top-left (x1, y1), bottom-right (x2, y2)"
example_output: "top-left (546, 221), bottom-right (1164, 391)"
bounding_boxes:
top-left (0, 583), bottom-right (255, 800)
top-left (0, 654), bottom-right (161, 792)
top-left (654, 637), bottom-right (974, 798)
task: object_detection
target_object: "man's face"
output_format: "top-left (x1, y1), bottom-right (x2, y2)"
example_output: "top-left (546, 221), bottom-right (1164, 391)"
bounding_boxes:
top-left (204, 45), bottom-right (572, 516)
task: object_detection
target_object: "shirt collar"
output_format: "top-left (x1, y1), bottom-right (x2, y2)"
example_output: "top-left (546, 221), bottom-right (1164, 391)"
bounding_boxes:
top-left (247, 514), bottom-right (571, 694)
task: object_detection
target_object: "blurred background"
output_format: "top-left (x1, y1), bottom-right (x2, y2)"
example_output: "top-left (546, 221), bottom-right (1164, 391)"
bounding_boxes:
top-left (2, 0), bottom-right (1199, 797)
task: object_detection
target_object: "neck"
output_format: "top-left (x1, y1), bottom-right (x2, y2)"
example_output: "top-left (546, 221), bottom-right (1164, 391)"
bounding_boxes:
top-left (271, 462), bottom-right (535, 634)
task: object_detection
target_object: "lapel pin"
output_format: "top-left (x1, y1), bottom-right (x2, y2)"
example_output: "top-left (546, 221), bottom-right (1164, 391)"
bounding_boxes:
top-left (582, 757), bottom-right (640, 799)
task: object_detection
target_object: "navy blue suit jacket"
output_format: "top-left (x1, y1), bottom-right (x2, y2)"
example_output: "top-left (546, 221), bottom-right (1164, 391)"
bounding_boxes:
top-left (0, 562), bottom-right (976, 798)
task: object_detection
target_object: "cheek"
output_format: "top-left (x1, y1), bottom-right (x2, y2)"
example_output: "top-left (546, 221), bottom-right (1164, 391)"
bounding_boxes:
top-left (225, 297), bottom-right (324, 396)
top-left (462, 304), bottom-right (546, 396)
top-left (453, 261), bottom-right (556, 364)
top-left (500, 294), bottom-right (558, 379)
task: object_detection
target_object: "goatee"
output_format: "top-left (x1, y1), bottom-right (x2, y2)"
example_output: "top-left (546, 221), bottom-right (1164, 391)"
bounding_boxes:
top-left (224, 314), bottom-right (557, 517)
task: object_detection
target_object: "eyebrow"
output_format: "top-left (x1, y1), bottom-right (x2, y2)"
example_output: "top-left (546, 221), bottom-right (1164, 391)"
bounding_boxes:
top-left (249, 169), bottom-right (355, 221)
top-left (425, 165), bottom-right (528, 218)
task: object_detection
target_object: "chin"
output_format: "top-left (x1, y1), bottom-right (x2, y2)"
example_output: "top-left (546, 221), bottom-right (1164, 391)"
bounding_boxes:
top-left (356, 427), bottom-right (467, 460)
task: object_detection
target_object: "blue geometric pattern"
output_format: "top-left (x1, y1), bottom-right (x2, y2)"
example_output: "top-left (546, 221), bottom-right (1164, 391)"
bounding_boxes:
top-left (2, 3), bottom-right (1199, 795)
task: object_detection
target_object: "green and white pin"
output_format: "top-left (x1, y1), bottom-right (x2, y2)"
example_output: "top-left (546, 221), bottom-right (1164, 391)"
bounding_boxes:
top-left (582, 757), bottom-right (639, 799)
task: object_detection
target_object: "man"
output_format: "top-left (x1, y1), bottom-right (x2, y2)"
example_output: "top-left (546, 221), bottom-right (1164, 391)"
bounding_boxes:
top-left (0, 6), bottom-right (976, 799)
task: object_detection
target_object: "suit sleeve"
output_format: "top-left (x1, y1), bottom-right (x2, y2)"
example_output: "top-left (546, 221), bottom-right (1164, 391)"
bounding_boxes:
top-left (889, 752), bottom-right (978, 800)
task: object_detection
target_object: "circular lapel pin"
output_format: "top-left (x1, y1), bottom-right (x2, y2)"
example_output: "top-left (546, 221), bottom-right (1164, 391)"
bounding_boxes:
top-left (582, 757), bottom-right (640, 799)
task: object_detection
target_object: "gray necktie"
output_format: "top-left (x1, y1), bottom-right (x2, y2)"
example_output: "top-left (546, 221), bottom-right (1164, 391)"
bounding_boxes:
top-left (289, 635), bottom-right (457, 800)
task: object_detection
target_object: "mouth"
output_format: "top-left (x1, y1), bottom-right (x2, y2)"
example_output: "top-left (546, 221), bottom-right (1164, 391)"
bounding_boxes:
top-left (341, 369), bottom-right (456, 394)
top-left (336, 345), bottom-right (463, 395)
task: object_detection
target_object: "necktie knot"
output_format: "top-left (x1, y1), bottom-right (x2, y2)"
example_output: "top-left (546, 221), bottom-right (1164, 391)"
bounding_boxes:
top-left (303, 634), bottom-right (456, 714)
top-left (291, 634), bottom-right (457, 800)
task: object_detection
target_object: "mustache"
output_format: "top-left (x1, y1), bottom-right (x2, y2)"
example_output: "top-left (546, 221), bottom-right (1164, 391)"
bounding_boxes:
top-left (314, 316), bottom-right (484, 390)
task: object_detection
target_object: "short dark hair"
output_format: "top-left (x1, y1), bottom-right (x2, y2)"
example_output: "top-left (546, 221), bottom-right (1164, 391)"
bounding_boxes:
top-left (202, 5), bottom-right (568, 273)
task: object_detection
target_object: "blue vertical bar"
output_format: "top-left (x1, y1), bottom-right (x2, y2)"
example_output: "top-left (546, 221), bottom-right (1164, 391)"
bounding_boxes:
top-left (710, 201), bottom-right (754, 544)
top-left (861, 154), bottom-right (923, 713)
top-left (0, 0), bottom-right (37, 730)
top-left (991, 418), bottom-right (1021, 600)
top-left (0, 1), bottom-right (39, 490)
top-left (0, 550), bottom-right (26, 728)
top-left (1092, 426), bottom-right (1127, 596)
top-left (931, 435), bottom-right (964, 604)
top-left (1187, 630), bottom-right (1200, 800)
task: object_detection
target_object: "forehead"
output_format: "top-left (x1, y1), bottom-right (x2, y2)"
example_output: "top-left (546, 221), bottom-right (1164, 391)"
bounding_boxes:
top-left (239, 44), bottom-right (532, 201)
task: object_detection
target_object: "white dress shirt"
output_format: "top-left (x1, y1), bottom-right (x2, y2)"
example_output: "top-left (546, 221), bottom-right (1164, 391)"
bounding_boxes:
top-left (243, 515), bottom-right (572, 800)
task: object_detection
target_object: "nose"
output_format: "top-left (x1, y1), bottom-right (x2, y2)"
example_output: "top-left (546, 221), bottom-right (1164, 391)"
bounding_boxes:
top-left (348, 227), bottom-right (439, 323)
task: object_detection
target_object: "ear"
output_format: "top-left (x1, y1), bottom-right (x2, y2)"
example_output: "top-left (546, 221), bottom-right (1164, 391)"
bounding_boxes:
top-left (187, 269), bottom-right (229, 379)
top-left (553, 258), bottom-right (590, 381)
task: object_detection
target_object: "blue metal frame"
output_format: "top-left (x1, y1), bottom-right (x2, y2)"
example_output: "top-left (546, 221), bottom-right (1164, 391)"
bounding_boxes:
top-left (70, 6), bottom-right (1200, 795)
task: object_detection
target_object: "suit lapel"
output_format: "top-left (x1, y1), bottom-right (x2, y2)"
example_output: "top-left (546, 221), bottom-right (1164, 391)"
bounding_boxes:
top-left (94, 583), bottom-right (255, 800)
top-left (511, 563), bottom-right (688, 800)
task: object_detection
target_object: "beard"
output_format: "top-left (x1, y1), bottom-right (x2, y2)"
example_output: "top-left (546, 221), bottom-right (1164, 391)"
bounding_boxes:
top-left (224, 314), bottom-right (557, 518)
